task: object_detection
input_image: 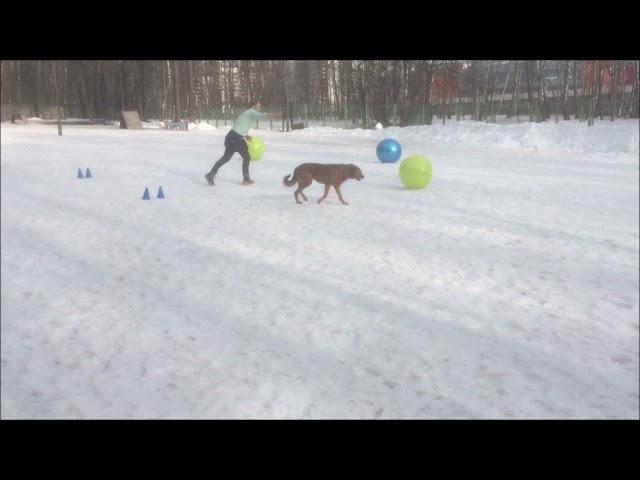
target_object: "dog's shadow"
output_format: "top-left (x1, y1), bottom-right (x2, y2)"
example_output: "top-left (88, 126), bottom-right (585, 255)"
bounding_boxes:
top-left (251, 193), bottom-right (290, 203)
top-left (370, 184), bottom-right (406, 192)
top-left (253, 193), bottom-right (351, 205)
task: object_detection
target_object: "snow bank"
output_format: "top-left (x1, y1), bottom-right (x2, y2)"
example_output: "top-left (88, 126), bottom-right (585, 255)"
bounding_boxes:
top-left (299, 120), bottom-right (639, 155)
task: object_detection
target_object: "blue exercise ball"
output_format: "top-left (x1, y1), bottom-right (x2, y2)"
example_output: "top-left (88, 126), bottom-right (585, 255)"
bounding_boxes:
top-left (376, 138), bottom-right (402, 163)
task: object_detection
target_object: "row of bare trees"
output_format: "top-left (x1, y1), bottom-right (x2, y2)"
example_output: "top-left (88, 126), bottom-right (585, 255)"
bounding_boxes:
top-left (2, 60), bottom-right (638, 125)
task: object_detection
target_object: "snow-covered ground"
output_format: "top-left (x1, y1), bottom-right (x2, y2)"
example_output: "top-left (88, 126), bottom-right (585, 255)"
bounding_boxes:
top-left (1, 120), bottom-right (638, 419)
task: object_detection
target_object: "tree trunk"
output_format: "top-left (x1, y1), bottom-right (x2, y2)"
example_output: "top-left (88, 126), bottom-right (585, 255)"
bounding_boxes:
top-left (52, 61), bottom-right (62, 135)
top-left (330, 60), bottom-right (340, 114)
top-left (628, 60), bottom-right (639, 118)
top-left (75, 61), bottom-right (92, 118)
top-left (573, 61), bottom-right (580, 119)
top-left (173, 60), bottom-right (181, 122)
top-left (537, 60), bottom-right (547, 121)
top-left (481, 61), bottom-right (493, 121)
top-left (422, 61), bottom-right (434, 124)
top-left (442, 91), bottom-right (447, 125)
top-left (561, 61), bottom-right (571, 120)
top-left (617, 61), bottom-right (629, 118)
top-left (162, 61), bottom-right (168, 119)
top-left (59, 61), bottom-right (67, 118)
top-left (137, 60), bottom-right (146, 121)
top-left (525, 61), bottom-right (534, 121)
top-left (488, 62), bottom-right (500, 121)
top-left (187, 60), bottom-right (194, 121)
top-left (473, 61), bottom-right (481, 120)
top-left (225, 60), bottom-right (235, 111)
top-left (510, 61), bottom-right (520, 120)
top-left (594, 62), bottom-right (606, 119)
top-left (118, 60), bottom-right (126, 111)
top-left (94, 61), bottom-right (106, 119)
top-left (16, 61), bottom-right (22, 105)
top-left (610, 63), bottom-right (618, 121)
top-left (498, 61), bottom-right (512, 116)
top-left (1, 62), bottom-right (10, 107)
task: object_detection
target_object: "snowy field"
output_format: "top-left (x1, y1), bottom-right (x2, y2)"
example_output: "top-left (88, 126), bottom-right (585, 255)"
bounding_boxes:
top-left (1, 119), bottom-right (638, 419)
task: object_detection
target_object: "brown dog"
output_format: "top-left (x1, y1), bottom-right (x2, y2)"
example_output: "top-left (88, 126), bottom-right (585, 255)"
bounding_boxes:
top-left (283, 163), bottom-right (364, 205)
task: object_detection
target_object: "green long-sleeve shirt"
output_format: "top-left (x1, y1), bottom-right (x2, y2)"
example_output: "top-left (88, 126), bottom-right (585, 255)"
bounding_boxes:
top-left (232, 108), bottom-right (268, 136)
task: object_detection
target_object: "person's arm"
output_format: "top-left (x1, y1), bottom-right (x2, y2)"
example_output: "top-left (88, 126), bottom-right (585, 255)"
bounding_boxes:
top-left (254, 110), bottom-right (281, 120)
top-left (244, 110), bottom-right (282, 140)
top-left (252, 110), bottom-right (269, 120)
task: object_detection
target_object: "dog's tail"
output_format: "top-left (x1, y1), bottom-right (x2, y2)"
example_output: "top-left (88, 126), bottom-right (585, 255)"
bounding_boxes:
top-left (283, 172), bottom-right (297, 187)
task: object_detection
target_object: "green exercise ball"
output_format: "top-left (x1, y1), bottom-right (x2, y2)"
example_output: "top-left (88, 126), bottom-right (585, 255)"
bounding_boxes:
top-left (247, 137), bottom-right (265, 161)
top-left (399, 155), bottom-right (432, 190)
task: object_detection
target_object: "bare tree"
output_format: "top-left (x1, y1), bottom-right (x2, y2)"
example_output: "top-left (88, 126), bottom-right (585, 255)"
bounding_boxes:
top-left (136, 61), bottom-right (147, 121)
top-left (525, 61), bottom-right (534, 121)
top-left (471, 61), bottom-right (481, 120)
top-left (510, 61), bottom-right (521, 121)
top-left (628, 60), bottom-right (639, 118)
top-left (498, 61), bottom-right (512, 116)
top-left (172, 61), bottom-right (181, 122)
top-left (537, 60), bottom-right (547, 121)
top-left (573, 60), bottom-right (580, 119)
top-left (480, 61), bottom-right (493, 121)
top-left (52, 61), bottom-right (62, 136)
top-left (485, 62), bottom-right (500, 121)
top-left (594, 61), bottom-right (606, 119)
top-left (617, 61), bottom-right (629, 118)
top-left (33, 61), bottom-right (42, 117)
top-left (76, 61), bottom-right (93, 118)
top-left (610, 62), bottom-right (618, 121)
top-left (560, 61), bottom-right (571, 120)
top-left (186, 61), bottom-right (195, 121)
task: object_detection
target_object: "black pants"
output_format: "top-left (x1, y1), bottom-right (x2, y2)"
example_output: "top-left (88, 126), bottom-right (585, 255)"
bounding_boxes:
top-left (209, 130), bottom-right (251, 180)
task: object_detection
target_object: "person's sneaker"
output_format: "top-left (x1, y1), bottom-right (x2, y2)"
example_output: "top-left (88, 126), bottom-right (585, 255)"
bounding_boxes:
top-left (204, 172), bottom-right (215, 185)
top-left (242, 178), bottom-right (254, 186)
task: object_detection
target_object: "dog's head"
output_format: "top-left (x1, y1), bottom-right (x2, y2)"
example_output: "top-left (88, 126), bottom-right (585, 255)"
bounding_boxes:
top-left (349, 164), bottom-right (365, 181)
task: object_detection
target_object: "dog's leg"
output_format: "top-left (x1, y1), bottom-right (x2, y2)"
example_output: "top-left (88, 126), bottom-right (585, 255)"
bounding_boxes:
top-left (334, 185), bottom-right (349, 205)
top-left (317, 183), bottom-right (330, 204)
top-left (295, 175), bottom-right (312, 204)
top-left (293, 182), bottom-right (302, 204)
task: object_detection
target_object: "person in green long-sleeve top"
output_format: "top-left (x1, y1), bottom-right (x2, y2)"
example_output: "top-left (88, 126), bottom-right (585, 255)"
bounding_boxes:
top-left (205, 100), bottom-right (277, 186)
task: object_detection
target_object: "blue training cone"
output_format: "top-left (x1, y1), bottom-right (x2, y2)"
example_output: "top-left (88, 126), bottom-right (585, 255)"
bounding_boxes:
top-left (157, 186), bottom-right (165, 199)
top-left (77, 168), bottom-right (84, 179)
top-left (85, 168), bottom-right (92, 178)
top-left (142, 187), bottom-right (150, 200)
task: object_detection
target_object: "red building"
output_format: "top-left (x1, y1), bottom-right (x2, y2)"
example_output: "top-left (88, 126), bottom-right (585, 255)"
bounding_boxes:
top-left (582, 61), bottom-right (634, 89)
top-left (430, 63), bottom-right (462, 102)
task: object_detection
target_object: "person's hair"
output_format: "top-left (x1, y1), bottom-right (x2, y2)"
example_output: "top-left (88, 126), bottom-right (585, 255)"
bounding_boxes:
top-left (250, 100), bottom-right (261, 108)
